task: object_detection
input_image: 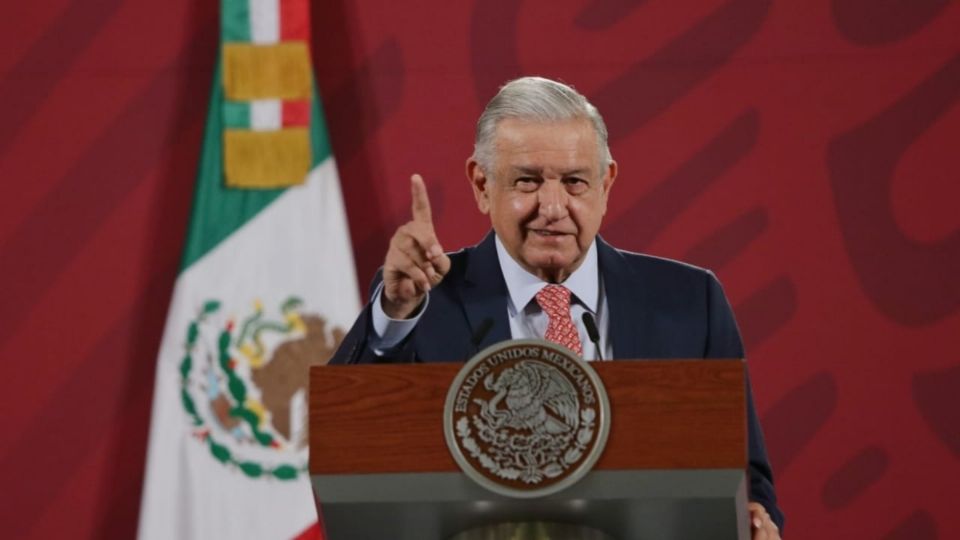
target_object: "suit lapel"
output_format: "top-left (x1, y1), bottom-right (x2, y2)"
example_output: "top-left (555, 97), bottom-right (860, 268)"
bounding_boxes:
top-left (598, 237), bottom-right (647, 359)
top-left (460, 232), bottom-right (512, 350)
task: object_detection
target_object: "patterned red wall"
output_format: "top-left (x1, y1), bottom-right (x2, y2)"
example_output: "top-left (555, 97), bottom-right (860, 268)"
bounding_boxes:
top-left (1, 1), bottom-right (957, 538)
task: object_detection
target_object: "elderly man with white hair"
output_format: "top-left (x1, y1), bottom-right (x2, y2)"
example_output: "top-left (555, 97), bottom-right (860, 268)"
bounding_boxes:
top-left (331, 76), bottom-right (783, 538)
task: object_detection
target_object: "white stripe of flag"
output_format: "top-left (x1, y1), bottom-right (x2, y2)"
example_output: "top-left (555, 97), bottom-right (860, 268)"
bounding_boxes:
top-left (250, 99), bottom-right (282, 131)
top-left (249, 0), bottom-right (280, 44)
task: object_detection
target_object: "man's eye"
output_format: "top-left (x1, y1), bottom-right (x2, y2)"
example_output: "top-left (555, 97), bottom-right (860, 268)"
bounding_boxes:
top-left (564, 177), bottom-right (589, 193)
top-left (515, 177), bottom-right (540, 191)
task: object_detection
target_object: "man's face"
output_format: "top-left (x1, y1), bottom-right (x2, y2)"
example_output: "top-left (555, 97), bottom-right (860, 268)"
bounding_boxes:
top-left (467, 117), bottom-right (617, 282)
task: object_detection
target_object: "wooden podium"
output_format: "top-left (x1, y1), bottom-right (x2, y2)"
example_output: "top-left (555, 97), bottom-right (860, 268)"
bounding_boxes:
top-left (310, 360), bottom-right (749, 539)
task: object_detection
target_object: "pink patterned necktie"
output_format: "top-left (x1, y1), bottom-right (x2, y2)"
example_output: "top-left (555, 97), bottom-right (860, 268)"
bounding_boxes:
top-left (535, 284), bottom-right (583, 355)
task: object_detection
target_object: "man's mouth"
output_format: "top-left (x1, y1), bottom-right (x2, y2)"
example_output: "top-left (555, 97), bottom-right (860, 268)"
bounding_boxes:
top-left (530, 229), bottom-right (571, 237)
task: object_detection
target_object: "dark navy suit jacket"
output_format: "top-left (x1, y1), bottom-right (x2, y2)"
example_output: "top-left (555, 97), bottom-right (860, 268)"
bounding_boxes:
top-left (331, 232), bottom-right (784, 529)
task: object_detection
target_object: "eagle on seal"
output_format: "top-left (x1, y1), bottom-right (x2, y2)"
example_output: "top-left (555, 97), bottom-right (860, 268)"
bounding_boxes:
top-left (478, 360), bottom-right (580, 435)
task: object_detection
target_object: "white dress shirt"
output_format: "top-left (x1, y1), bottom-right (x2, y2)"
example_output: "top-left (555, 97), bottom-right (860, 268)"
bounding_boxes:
top-left (371, 235), bottom-right (613, 361)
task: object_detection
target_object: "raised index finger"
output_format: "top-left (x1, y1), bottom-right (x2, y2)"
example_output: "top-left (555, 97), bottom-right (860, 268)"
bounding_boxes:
top-left (410, 174), bottom-right (434, 225)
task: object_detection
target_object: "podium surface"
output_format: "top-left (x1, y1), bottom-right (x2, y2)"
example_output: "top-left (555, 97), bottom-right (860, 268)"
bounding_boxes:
top-left (310, 360), bottom-right (749, 539)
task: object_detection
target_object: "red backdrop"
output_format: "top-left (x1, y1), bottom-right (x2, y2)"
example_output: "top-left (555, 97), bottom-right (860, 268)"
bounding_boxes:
top-left (1, 1), bottom-right (958, 538)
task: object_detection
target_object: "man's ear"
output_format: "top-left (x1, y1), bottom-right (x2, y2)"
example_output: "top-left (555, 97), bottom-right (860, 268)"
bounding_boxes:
top-left (600, 159), bottom-right (618, 215)
top-left (603, 160), bottom-right (618, 193)
top-left (466, 157), bottom-right (491, 214)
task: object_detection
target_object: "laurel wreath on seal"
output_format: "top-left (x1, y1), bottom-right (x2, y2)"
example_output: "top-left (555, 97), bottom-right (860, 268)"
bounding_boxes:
top-left (456, 407), bottom-right (597, 484)
top-left (178, 300), bottom-right (306, 481)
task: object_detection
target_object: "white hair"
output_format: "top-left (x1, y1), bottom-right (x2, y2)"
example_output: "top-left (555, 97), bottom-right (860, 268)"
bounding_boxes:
top-left (473, 76), bottom-right (612, 172)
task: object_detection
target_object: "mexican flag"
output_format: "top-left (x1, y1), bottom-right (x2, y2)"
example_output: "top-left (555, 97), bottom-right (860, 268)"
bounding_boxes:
top-left (138, 1), bottom-right (359, 538)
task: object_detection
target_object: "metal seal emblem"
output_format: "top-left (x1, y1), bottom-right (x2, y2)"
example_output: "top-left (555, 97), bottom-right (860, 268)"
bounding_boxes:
top-left (443, 339), bottom-right (611, 498)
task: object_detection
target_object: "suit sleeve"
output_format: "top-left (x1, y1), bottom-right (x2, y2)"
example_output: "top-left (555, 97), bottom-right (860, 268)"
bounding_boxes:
top-left (329, 269), bottom-right (419, 364)
top-left (705, 271), bottom-right (785, 532)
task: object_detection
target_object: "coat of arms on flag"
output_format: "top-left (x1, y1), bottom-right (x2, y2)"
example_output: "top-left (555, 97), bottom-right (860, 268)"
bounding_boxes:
top-left (179, 298), bottom-right (344, 481)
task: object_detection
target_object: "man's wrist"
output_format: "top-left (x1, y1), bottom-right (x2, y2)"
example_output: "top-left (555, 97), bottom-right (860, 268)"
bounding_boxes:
top-left (370, 285), bottom-right (429, 352)
top-left (381, 293), bottom-right (426, 320)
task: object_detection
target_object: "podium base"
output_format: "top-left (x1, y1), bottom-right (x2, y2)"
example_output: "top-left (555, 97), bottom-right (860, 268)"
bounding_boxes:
top-left (314, 469), bottom-right (749, 539)
top-left (449, 522), bottom-right (613, 540)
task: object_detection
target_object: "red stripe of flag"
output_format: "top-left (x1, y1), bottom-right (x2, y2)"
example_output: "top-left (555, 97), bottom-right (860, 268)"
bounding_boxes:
top-left (282, 100), bottom-right (311, 127)
top-left (292, 521), bottom-right (323, 540)
top-left (280, 0), bottom-right (310, 42)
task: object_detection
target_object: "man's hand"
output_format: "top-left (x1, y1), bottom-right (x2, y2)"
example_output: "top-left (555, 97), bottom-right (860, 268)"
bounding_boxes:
top-left (748, 502), bottom-right (781, 540)
top-left (381, 174), bottom-right (452, 319)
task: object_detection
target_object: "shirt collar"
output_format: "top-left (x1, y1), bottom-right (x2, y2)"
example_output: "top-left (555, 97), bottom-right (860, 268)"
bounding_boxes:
top-left (494, 234), bottom-right (600, 314)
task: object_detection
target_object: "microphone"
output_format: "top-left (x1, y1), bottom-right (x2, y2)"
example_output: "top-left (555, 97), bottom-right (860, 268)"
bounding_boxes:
top-left (581, 312), bottom-right (603, 361)
top-left (471, 318), bottom-right (494, 353)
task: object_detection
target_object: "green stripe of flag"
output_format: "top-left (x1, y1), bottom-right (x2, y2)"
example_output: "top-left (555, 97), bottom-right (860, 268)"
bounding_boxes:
top-left (223, 100), bottom-right (251, 129)
top-left (221, 0), bottom-right (251, 42)
top-left (179, 59), bottom-right (333, 270)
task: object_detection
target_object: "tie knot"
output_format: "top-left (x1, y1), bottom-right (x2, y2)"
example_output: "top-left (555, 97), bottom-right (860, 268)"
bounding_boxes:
top-left (536, 284), bottom-right (572, 312)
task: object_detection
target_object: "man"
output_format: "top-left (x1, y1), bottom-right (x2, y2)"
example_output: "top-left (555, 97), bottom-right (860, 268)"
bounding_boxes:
top-left (331, 76), bottom-right (783, 537)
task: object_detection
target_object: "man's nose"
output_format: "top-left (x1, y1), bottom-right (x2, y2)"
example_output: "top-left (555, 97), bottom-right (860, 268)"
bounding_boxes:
top-left (538, 180), bottom-right (569, 221)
